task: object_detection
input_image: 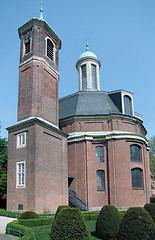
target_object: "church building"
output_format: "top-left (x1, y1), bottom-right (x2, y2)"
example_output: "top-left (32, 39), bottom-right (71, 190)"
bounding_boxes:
top-left (7, 12), bottom-right (151, 212)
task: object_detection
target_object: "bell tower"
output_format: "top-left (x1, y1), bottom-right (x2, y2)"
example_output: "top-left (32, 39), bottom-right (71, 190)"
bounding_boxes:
top-left (7, 9), bottom-right (68, 213)
top-left (18, 17), bottom-right (61, 125)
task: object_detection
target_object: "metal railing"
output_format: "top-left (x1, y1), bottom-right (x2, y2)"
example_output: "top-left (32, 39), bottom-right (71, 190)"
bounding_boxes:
top-left (6, 227), bottom-right (24, 238)
top-left (69, 189), bottom-right (88, 211)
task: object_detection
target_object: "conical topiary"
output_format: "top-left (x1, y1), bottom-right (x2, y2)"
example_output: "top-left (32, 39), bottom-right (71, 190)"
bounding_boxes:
top-left (50, 208), bottom-right (90, 240)
top-left (96, 205), bottom-right (121, 239)
top-left (118, 207), bottom-right (155, 240)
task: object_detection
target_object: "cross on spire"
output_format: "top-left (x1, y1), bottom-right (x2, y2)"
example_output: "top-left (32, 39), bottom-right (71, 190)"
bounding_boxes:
top-left (40, 1), bottom-right (43, 20)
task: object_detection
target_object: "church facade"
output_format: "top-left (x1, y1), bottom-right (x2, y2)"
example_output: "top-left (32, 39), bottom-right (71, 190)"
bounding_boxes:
top-left (7, 16), bottom-right (151, 213)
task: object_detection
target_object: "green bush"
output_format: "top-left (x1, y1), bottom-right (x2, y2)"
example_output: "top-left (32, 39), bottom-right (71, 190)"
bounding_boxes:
top-left (50, 208), bottom-right (90, 240)
top-left (18, 216), bottom-right (54, 227)
top-left (18, 211), bottom-right (40, 219)
top-left (6, 220), bottom-right (36, 240)
top-left (150, 196), bottom-right (155, 203)
top-left (96, 205), bottom-right (121, 239)
top-left (144, 203), bottom-right (155, 222)
top-left (118, 207), bottom-right (155, 240)
top-left (54, 205), bottom-right (71, 218)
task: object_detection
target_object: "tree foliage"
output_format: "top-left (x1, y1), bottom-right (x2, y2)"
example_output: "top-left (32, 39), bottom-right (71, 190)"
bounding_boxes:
top-left (149, 136), bottom-right (155, 180)
top-left (0, 137), bottom-right (8, 195)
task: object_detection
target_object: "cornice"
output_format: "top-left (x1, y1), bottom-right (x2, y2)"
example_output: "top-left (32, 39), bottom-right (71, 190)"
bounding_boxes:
top-left (19, 56), bottom-right (59, 76)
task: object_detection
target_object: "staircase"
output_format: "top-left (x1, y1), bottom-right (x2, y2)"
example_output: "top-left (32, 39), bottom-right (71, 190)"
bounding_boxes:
top-left (68, 189), bottom-right (88, 211)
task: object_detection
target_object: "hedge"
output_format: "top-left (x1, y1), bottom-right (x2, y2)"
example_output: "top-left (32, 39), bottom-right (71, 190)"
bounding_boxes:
top-left (6, 220), bottom-right (36, 240)
top-left (18, 211), bottom-right (40, 219)
top-left (18, 216), bottom-right (54, 227)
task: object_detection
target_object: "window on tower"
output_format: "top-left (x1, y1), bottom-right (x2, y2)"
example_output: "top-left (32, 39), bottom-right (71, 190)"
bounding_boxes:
top-left (47, 39), bottom-right (54, 61)
top-left (25, 40), bottom-right (30, 54)
top-left (17, 132), bottom-right (26, 148)
top-left (81, 64), bottom-right (87, 89)
top-left (16, 161), bottom-right (25, 188)
top-left (91, 64), bottom-right (97, 89)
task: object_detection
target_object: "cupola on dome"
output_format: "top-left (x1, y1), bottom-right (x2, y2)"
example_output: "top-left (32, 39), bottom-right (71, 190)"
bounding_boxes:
top-left (78, 43), bottom-right (98, 60)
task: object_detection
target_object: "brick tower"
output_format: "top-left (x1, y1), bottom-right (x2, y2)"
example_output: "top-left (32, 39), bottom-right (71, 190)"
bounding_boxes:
top-left (7, 16), bottom-right (68, 212)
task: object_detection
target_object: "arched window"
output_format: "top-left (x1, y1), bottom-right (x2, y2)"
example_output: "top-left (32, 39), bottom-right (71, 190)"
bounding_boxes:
top-left (130, 144), bottom-right (141, 162)
top-left (96, 146), bottom-right (104, 163)
top-left (81, 64), bottom-right (87, 89)
top-left (96, 170), bottom-right (105, 191)
top-left (91, 64), bottom-right (97, 89)
top-left (47, 39), bottom-right (54, 61)
top-left (124, 95), bottom-right (132, 115)
top-left (131, 168), bottom-right (143, 189)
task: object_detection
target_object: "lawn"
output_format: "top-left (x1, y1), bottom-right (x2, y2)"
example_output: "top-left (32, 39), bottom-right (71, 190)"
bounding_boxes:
top-left (33, 220), bottom-right (101, 240)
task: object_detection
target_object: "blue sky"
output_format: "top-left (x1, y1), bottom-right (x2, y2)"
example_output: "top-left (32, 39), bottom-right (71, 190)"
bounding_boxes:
top-left (1, 0), bottom-right (155, 139)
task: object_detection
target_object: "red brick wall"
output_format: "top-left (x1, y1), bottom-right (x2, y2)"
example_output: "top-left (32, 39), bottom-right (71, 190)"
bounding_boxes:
top-left (7, 120), bottom-right (68, 213)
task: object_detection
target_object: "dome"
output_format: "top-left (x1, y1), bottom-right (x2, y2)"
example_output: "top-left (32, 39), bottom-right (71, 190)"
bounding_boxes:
top-left (79, 50), bottom-right (98, 60)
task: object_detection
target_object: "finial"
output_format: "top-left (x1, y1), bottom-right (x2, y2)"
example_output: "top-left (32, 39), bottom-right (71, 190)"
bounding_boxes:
top-left (40, 1), bottom-right (43, 20)
top-left (86, 38), bottom-right (89, 51)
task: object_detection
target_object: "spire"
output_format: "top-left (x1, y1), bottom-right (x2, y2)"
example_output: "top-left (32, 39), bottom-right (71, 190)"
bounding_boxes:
top-left (40, 1), bottom-right (43, 20)
top-left (86, 38), bottom-right (89, 51)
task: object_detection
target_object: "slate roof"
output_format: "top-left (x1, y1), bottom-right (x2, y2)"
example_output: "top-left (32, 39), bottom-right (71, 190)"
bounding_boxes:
top-left (59, 91), bottom-right (121, 120)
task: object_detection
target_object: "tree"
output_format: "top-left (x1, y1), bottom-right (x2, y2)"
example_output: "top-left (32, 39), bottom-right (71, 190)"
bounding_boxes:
top-left (0, 137), bottom-right (8, 195)
top-left (149, 136), bottom-right (155, 181)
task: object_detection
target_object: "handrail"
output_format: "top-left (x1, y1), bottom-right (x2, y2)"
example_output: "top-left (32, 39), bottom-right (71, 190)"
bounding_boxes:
top-left (6, 227), bottom-right (24, 238)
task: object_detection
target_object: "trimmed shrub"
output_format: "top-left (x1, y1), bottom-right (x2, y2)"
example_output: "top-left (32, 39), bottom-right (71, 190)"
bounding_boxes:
top-left (18, 211), bottom-right (40, 219)
top-left (144, 203), bottom-right (155, 222)
top-left (54, 205), bottom-right (71, 219)
top-left (50, 208), bottom-right (90, 240)
top-left (18, 216), bottom-right (54, 227)
top-left (118, 207), bottom-right (155, 240)
top-left (150, 196), bottom-right (155, 203)
top-left (96, 205), bottom-right (121, 239)
top-left (6, 220), bottom-right (35, 240)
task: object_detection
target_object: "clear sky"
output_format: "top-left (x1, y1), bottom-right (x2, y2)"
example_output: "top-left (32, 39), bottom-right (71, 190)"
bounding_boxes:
top-left (1, 0), bottom-right (155, 140)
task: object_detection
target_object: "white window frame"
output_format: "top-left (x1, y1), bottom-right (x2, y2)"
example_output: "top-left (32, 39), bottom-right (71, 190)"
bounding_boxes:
top-left (45, 37), bottom-right (56, 63)
top-left (16, 161), bottom-right (26, 188)
top-left (17, 132), bottom-right (26, 149)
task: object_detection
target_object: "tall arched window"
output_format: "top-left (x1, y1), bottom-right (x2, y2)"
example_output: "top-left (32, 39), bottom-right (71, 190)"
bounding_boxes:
top-left (96, 170), bottom-right (105, 191)
top-left (96, 146), bottom-right (104, 163)
top-left (124, 95), bottom-right (132, 115)
top-left (47, 39), bottom-right (54, 61)
top-left (81, 64), bottom-right (87, 89)
top-left (91, 64), bottom-right (97, 89)
top-left (131, 168), bottom-right (143, 189)
top-left (130, 144), bottom-right (141, 162)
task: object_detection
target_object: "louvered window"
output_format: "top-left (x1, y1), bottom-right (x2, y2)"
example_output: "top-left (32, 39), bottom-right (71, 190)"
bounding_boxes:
top-left (81, 65), bottom-right (87, 89)
top-left (47, 39), bottom-right (54, 61)
top-left (124, 95), bottom-right (132, 115)
top-left (25, 40), bottom-right (30, 54)
top-left (96, 170), bottom-right (105, 191)
top-left (131, 168), bottom-right (143, 189)
top-left (130, 144), bottom-right (141, 162)
top-left (96, 146), bottom-right (104, 163)
top-left (91, 64), bottom-right (97, 89)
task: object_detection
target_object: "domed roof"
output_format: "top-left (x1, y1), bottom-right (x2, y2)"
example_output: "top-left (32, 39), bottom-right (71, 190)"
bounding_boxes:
top-left (79, 50), bottom-right (97, 60)
top-left (78, 42), bottom-right (98, 60)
